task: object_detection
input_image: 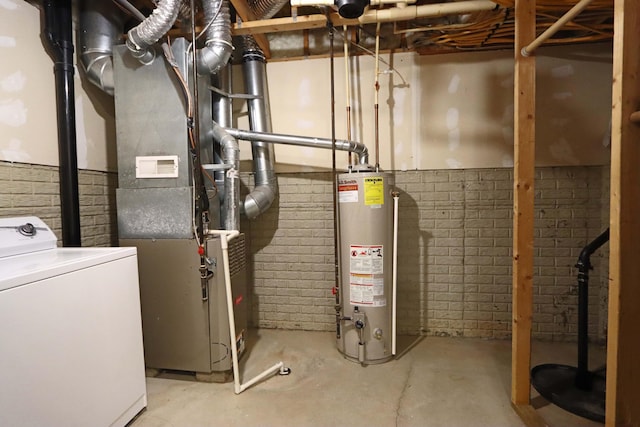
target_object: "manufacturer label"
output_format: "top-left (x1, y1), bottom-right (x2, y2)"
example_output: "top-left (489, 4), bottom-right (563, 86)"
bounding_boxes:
top-left (338, 179), bottom-right (358, 203)
top-left (349, 244), bottom-right (385, 306)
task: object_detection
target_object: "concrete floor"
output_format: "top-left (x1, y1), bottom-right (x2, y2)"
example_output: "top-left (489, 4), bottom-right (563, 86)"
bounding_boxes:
top-left (131, 330), bottom-right (605, 427)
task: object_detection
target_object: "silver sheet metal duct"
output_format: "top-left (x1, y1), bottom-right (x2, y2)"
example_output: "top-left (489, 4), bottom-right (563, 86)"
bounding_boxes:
top-left (213, 122), bottom-right (241, 231)
top-left (78, 1), bottom-right (123, 95)
top-left (236, 0), bottom-right (290, 220)
top-left (197, 0), bottom-right (234, 75)
top-left (212, 65), bottom-right (241, 230)
top-left (126, 0), bottom-right (181, 64)
top-left (241, 38), bottom-right (278, 220)
top-left (226, 128), bottom-right (370, 165)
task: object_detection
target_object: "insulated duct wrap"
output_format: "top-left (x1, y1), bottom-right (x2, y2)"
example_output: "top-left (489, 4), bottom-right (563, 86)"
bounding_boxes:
top-left (197, 0), bottom-right (233, 75)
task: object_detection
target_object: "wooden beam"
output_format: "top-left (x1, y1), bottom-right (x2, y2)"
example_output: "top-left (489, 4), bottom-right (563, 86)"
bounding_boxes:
top-left (606, 0), bottom-right (640, 425)
top-left (512, 0), bottom-right (536, 408)
top-left (511, 404), bottom-right (548, 427)
top-left (229, 0), bottom-right (272, 58)
top-left (233, 14), bottom-right (335, 35)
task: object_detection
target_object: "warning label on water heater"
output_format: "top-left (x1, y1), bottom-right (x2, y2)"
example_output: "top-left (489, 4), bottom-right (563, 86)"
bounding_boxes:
top-left (338, 179), bottom-right (358, 203)
top-left (364, 177), bottom-right (384, 206)
top-left (349, 244), bottom-right (385, 306)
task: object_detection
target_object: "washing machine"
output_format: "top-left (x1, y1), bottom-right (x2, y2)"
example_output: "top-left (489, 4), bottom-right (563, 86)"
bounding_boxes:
top-left (0, 217), bottom-right (147, 427)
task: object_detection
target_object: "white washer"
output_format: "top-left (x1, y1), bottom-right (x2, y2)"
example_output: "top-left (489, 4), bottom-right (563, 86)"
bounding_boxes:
top-left (0, 217), bottom-right (147, 427)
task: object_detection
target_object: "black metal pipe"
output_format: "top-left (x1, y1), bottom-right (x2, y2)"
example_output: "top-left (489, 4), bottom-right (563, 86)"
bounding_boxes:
top-left (43, 0), bottom-right (81, 247)
top-left (575, 228), bottom-right (609, 389)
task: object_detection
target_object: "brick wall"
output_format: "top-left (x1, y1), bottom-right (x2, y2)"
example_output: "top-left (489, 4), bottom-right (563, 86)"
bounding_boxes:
top-left (242, 166), bottom-right (610, 342)
top-left (0, 161), bottom-right (118, 246)
top-left (2, 160), bottom-right (609, 341)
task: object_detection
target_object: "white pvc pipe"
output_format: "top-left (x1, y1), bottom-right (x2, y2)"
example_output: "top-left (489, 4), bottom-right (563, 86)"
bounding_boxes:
top-left (207, 229), bottom-right (287, 394)
top-left (290, 0), bottom-right (332, 6)
top-left (521, 0), bottom-right (594, 56)
top-left (359, 0), bottom-right (497, 24)
top-left (288, 0), bottom-right (495, 19)
top-left (392, 193), bottom-right (399, 356)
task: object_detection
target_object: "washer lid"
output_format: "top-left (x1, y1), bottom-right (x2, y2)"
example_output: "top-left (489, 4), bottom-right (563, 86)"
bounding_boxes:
top-left (0, 217), bottom-right (57, 258)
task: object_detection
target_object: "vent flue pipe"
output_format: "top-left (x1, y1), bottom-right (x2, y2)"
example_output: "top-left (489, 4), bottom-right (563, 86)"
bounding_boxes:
top-left (241, 39), bottom-right (278, 220)
top-left (225, 128), bottom-right (369, 166)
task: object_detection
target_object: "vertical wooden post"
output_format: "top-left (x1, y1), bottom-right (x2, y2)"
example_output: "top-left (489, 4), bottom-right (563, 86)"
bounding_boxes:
top-left (512, 0), bottom-right (536, 406)
top-left (606, 0), bottom-right (640, 425)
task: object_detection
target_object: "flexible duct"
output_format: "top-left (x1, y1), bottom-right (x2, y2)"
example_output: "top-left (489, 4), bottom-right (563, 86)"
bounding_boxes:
top-left (197, 0), bottom-right (234, 75)
top-left (241, 38), bottom-right (278, 220)
top-left (78, 1), bottom-right (123, 95)
top-left (126, 0), bottom-right (181, 64)
top-left (248, 0), bottom-right (289, 20)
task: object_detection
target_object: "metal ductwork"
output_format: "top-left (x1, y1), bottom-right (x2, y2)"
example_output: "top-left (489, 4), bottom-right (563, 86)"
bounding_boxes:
top-left (126, 0), bottom-right (181, 64)
top-left (197, 0), bottom-right (234, 75)
top-left (212, 121), bottom-right (241, 231)
top-left (78, 1), bottom-right (123, 95)
top-left (241, 37), bottom-right (278, 220)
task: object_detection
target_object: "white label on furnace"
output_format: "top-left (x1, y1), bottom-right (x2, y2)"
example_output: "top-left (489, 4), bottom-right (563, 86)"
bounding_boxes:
top-left (349, 245), bottom-right (385, 306)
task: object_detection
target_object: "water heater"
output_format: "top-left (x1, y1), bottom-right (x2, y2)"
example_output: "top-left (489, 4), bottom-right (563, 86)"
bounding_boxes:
top-left (337, 171), bottom-right (396, 364)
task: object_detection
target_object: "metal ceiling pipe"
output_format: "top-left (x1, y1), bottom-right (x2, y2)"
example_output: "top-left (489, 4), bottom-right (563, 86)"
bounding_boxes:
top-left (126, 0), bottom-right (181, 64)
top-left (78, 0), bottom-right (123, 95)
top-left (43, 0), bottom-right (81, 246)
top-left (225, 128), bottom-right (370, 165)
top-left (241, 39), bottom-right (278, 220)
top-left (197, 0), bottom-right (233, 75)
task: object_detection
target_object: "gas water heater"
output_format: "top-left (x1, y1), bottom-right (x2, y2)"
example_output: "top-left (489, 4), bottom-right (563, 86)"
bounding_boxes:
top-left (337, 171), bottom-right (397, 364)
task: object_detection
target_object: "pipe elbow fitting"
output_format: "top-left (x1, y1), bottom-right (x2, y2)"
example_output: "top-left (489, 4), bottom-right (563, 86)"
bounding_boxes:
top-left (80, 52), bottom-right (115, 95)
top-left (244, 185), bottom-right (276, 219)
top-left (197, 42), bottom-right (233, 75)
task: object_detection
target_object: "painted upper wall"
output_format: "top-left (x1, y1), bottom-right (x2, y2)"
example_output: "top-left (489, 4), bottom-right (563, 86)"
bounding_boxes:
top-left (258, 43), bottom-right (612, 172)
top-left (0, 0), bottom-right (116, 171)
top-left (0, 0), bottom-right (611, 174)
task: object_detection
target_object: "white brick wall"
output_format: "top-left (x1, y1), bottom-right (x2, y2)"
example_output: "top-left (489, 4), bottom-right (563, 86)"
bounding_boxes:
top-left (0, 161), bottom-right (118, 246)
top-left (2, 161), bottom-right (609, 341)
top-left (242, 166), bottom-right (610, 342)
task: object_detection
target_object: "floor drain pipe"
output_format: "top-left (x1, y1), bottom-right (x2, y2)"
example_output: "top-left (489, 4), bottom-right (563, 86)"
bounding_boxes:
top-left (207, 229), bottom-right (289, 393)
top-left (43, 0), bottom-right (81, 247)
